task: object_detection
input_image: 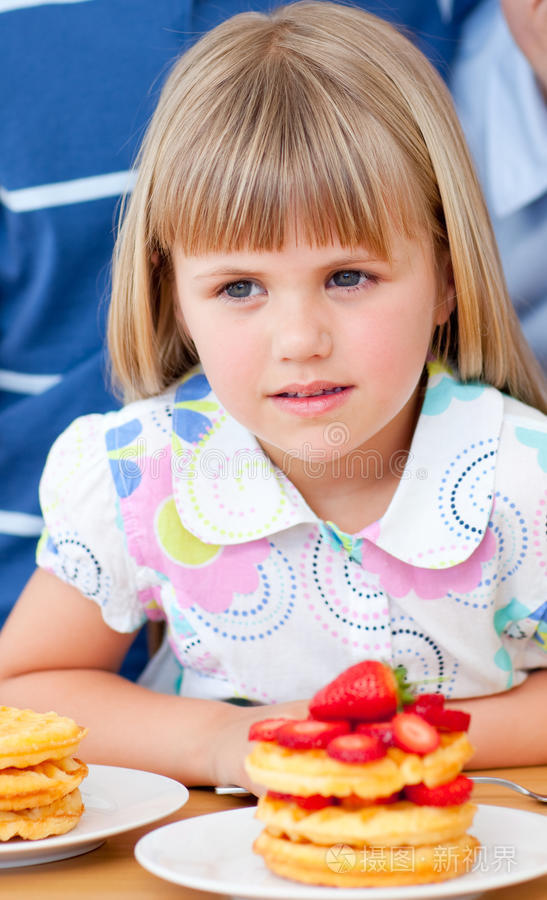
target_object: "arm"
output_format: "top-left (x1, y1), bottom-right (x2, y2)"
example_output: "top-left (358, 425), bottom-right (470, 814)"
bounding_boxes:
top-left (449, 670), bottom-right (547, 769)
top-left (3, 572), bottom-right (544, 779)
top-left (0, 568), bottom-right (307, 790)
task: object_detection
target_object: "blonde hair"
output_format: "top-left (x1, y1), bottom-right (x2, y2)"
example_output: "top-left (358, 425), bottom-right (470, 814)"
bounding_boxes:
top-left (109, 1), bottom-right (546, 411)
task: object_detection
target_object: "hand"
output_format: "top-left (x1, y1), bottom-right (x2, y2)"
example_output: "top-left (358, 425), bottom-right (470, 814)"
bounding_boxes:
top-left (501, 0), bottom-right (547, 98)
top-left (210, 698), bottom-right (309, 794)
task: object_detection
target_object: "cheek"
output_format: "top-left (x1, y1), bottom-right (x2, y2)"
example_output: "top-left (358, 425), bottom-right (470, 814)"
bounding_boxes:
top-left (347, 299), bottom-right (433, 366)
top-left (191, 325), bottom-right (264, 414)
top-left (182, 310), bottom-right (235, 365)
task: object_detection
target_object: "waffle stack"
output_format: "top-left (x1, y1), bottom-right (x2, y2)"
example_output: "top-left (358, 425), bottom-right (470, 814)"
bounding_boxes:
top-left (245, 662), bottom-right (479, 887)
top-left (0, 706), bottom-right (88, 841)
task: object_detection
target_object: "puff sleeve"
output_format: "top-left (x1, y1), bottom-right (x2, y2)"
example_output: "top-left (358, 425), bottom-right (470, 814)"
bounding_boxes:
top-left (36, 414), bottom-right (146, 633)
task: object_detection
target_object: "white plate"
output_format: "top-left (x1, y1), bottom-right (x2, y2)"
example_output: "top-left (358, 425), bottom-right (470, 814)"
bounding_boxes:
top-left (135, 804), bottom-right (547, 900)
top-left (0, 763), bottom-right (188, 868)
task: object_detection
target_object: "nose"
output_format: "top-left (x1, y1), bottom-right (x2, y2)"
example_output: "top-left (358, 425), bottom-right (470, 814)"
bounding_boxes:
top-left (272, 294), bottom-right (333, 362)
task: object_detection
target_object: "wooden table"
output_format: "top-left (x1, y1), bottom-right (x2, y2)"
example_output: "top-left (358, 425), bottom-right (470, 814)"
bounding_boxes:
top-left (2, 766), bottom-right (546, 899)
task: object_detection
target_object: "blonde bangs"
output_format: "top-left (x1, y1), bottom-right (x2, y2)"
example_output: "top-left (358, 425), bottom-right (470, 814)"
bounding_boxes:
top-left (147, 13), bottom-right (435, 259)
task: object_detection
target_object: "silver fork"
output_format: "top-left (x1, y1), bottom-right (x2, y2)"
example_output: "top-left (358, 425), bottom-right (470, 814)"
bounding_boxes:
top-left (217, 777), bottom-right (547, 803)
top-left (471, 776), bottom-right (547, 803)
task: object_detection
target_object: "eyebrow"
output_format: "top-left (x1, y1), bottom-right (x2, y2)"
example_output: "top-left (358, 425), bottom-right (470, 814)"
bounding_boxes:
top-left (193, 255), bottom-right (385, 280)
top-left (194, 268), bottom-right (259, 280)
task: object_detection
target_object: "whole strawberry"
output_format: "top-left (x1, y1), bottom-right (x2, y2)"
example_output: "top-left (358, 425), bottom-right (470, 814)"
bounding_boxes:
top-left (309, 660), bottom-right (414, 722)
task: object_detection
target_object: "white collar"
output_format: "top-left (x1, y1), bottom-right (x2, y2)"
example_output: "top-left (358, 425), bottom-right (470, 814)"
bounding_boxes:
top-left (171, 362), bottom-right (503, 568)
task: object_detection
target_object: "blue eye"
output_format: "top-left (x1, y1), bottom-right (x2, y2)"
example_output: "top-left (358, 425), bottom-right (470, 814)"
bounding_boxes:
top-left (224, 280), bottom-right (257, 298)
top-left (331, 270), bottom-right (363, 287)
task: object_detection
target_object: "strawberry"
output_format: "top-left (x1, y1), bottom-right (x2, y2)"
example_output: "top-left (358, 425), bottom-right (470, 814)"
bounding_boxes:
top-left (294, 794), bottom-right (338, 810)
top-left (416, 707), bottom-right (471, 732)
top-left (405, 691), bottom-right (470, 732)
top-left (276, 718), bottom-right (351, 750)
top-left (355, 721), bottom-right (394, 745)
top-left (267, 791), bottom-right (337, 810)
top-left (391, 712), bottom-right (440, 755)
top-left (326, 733), bottom-right (387, 764)
top-left (405, 693), bottom-right (445, 715)
top-left (248, 718), bottom-right (294, 742)
top-left (309, 661), bottom-right (414, 722)
top-left (404, 775), bottom-right (473, 807)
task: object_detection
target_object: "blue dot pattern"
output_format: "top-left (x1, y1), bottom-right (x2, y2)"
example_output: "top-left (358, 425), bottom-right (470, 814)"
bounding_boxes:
top-left (191, 544), bottom-right (296, 642)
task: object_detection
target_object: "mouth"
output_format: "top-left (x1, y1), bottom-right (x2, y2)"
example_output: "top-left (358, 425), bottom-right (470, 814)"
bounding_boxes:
top-left (272, 382), bottom-right (351, 399)
top-left (269, 382), bottom-right (354, 418)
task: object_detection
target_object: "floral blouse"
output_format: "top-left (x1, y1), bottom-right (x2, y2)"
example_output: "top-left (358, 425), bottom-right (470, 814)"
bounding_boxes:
top-left (37, 363), bottom-right (547, 702)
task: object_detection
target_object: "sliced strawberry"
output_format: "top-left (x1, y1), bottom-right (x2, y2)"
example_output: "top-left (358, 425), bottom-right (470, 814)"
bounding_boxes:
top-left (340, 794), bottom-right (374, 810)
top-left (404, 775), bottom-right (473, 807)
top-left (248, 718), bottom-right (294, 742)
top-left (405, 693), bottom-right (445, 715)
top-left (391, 712), bottom-right (440, 755)
top-left (326, 732), bottom-right (387, 764)
top-left (418, 707), bottom-right (471, 732)
top-left (276, 718), bottom-right (351, 750)
top-left (417, 692), bottom-right (445, 707)
top-left (267, 790), bottom-right (338, 810)
top-left (295, 794), bottom-right (339, 810)
top-left (355, 721), bottom-right (394, 746)
top-left (377, 789), bottom-right (403, 804)
top-left (309, 660), bottom-right (414, 722)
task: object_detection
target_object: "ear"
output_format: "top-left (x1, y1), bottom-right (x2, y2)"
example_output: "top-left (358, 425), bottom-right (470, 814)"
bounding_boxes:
top-left (434, 252), bottom-right (456, 326)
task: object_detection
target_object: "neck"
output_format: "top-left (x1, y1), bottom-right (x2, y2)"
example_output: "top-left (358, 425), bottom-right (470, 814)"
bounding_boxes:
top-left (262, 382), bottom-right (425, 534)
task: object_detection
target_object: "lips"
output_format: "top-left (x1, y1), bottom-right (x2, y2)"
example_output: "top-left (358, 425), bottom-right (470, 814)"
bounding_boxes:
top-left (269, 382), bottom-right (354, 418)
top-left (272, 381), bottom-right (350, 398)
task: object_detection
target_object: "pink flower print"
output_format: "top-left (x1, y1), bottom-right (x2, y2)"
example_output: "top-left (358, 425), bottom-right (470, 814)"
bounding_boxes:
top-left (176, 538), bottom-right (271, 614)
top-left (153, 497), bottom-right (271, 613)
top-left (119, 449), bottom-right (271, 615)
top-left (360, 527), bottom-right (496, 600)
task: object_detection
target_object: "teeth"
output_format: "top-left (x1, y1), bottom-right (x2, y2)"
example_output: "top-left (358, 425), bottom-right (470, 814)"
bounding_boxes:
top-left (283, 387), bottom-right (344, 398)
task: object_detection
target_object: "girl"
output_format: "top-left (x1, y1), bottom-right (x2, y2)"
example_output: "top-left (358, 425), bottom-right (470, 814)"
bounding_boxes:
top-left (0, 2), bottom-right (545, 790)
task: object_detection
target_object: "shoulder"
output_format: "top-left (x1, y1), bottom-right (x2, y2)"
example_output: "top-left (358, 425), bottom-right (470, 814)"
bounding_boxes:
top-left (103, 388), bottom-right (177, 459)
top-left (499, 391), bottom-right (546, 455)
top-left (51, 387), bottom-right (177, 455)
top-left (494, 391), bottom-right (546, 514)
top-left (501, 391), bottom-right (546, 423)
top-left (40, 387), bottom-right (177, 506)
top-left (36, 388), bottom-right (179, 629)
top-left (498, 389), bottom-right (546, 455)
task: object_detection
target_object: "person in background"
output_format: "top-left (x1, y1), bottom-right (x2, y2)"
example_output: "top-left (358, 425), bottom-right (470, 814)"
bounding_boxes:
top-left (451, 0), bottom-right (547, 372)
top-left (0, 0), bottom-right (478, 679)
